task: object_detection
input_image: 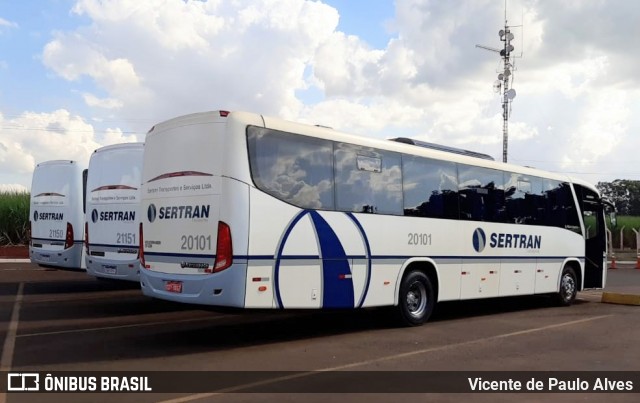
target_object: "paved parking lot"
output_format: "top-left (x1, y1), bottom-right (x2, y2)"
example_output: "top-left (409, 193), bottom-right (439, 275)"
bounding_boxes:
top-left (0, 262), bottom-right (638, 402)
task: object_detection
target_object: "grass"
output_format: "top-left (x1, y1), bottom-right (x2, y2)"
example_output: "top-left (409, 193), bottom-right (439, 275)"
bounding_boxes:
top-left (0, 191), bottom-right (30, 246)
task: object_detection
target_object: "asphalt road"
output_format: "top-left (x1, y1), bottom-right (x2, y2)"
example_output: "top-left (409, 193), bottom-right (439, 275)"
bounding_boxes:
top-left (0, 262), bottom-right (638, 402)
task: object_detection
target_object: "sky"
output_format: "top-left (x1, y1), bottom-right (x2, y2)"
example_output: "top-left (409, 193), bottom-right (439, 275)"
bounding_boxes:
top-left (1, 0), bottom-right (640, 192)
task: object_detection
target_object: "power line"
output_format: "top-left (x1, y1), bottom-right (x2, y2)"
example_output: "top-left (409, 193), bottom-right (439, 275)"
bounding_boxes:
top-left (0, 126), bottom-right (142, 135)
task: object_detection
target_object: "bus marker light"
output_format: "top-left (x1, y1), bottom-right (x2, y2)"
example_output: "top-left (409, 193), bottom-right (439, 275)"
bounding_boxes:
top-left (258, 286), bottom-right (267, 292)
top-left (213, 222), bottom-right (233, 272)
top-left (139, 222), bottom-right (145, 267)
top-left (85, 222), bottom-right (89, 252)
top-left (384, 281), bottom-right (390, 285)
top-left (64, 222), bottom-right (74, 249)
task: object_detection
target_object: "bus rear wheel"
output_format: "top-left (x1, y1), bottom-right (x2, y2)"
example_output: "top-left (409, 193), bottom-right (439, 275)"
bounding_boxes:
top-left (396, 270), bottom-right (434, 326)
top-left (554, 266), bottom-right (577, 306)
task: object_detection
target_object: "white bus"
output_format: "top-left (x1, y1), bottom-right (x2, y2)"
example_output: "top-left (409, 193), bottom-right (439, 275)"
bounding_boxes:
top-left (139, 111), bottom-right (608, 326)
top-left (30, 160), bottom-right (87, 269)
top-left (85, 143), bottom-right (144, 282)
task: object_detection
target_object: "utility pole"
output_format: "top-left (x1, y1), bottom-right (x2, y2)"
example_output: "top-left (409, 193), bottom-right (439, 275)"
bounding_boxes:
top-left (476, 4), bottom-right (520, 163)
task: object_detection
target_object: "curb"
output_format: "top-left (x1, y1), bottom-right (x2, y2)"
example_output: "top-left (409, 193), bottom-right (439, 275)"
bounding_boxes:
top-left (0, 259), bottom-right (31, 264)
top-left (601, 292), bottom-right (640, 306)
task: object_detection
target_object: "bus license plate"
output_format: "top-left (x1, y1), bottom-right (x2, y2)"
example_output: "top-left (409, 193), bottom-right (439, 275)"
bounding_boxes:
top-left (165, 281), bottom-right (183, 293)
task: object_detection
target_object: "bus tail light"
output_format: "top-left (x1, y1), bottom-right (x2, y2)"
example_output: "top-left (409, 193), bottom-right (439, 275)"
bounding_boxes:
top-left (139, 222), bottom-right (146, 268)
top-left (210, 221), bottom-right (232, 273)
top-left (64, 223), bottom-right (74, 249)
top-left (28, 221), bottom-right (32, 246)
top-left (85, 222), bottom-right (89, 252)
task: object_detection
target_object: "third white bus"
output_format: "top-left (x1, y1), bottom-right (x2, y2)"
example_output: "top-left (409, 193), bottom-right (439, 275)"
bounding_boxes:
top-left (30, 160), bottom-right (87, 269)
top-left (139, 111), bottom-right (608, 326)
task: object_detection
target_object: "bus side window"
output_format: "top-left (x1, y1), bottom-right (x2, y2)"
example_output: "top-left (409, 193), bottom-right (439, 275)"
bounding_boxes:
top-left (334, 143), bottom-right (403, 215)
top-left (247, 126), bottom-right (335, 210)
top-left (402, 155), bottom-right (459, 220)
top-left (505, 174), bottom-right (544, 225)
top-left (458, 165), bottom-right (505, 223)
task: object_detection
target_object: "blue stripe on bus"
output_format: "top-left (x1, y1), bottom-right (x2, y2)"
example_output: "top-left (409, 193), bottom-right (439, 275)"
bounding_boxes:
top-left (144, 251), bottom-right (213, 259)
top-left (145, 252), bottom-right (584, 262)
top-left (90, 243), bottom-right (139, 249)
top-left (32, 237), bottom-right (84, 243)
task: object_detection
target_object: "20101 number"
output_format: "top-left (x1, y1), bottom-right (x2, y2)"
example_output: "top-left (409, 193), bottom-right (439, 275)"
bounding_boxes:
top-left (181, 235), bottom-right (212, 251)
top-left (408, 233), bottom-right (432, 246)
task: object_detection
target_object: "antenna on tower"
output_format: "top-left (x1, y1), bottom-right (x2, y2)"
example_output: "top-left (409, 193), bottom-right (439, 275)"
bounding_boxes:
top-left (475, 1), bottom-right (523, 163)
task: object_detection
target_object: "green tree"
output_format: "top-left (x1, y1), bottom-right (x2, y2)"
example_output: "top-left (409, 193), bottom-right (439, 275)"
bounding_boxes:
top-left (597, 180), bottom-right (631, 215)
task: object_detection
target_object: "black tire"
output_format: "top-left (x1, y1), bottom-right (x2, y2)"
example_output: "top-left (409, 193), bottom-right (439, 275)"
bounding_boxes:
top-left (396, 270), bottom-right (435, 326)
top-left (554, 266), bottom-right (577, 306)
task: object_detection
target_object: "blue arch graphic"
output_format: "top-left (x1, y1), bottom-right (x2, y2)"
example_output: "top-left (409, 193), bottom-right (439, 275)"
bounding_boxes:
top-left (274, 211), bottom-right (372, 309)
top-left (308, 211), bottom-right (354, 308)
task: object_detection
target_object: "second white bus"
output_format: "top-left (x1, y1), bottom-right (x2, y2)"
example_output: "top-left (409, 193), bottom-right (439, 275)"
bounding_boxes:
top-left (85, 143), bottom-right (144, 282)
top-left (139, 111), bottom-right (607, 326)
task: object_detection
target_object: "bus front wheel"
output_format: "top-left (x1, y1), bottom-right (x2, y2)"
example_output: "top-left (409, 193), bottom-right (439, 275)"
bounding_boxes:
top-left (554, 266), bottom-right (577, 306)
top-left (396, 270), bottom-right (434, 326)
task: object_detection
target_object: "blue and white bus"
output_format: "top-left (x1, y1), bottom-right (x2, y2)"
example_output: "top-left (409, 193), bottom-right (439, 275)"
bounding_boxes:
top-left (85, 143), bottom-right (144, 282)
top-left (139, 111), bottom-right (608, 325)
top-left (30, 160), bottom-right (87, 269)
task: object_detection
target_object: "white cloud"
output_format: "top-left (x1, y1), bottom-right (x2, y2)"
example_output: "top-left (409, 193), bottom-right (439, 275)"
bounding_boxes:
top-left (43, 35), bottom-right (149, 105)
top-left (1, 0), bottom-right (636, 191)
top-left (42, 0), bottom-right (339, 129)
top-left (562, 88), bottom-right (630, 169)
top-left (82, 93), bottom-right (123, 109)
top-left (0, 110), bottom-right (137, 190)
top-left (0, 17), bottom-right (18, 29)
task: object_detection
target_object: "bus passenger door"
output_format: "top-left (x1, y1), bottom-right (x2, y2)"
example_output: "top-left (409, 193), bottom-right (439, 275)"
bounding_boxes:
top-left (577, 185), bottom-right (605, 289)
